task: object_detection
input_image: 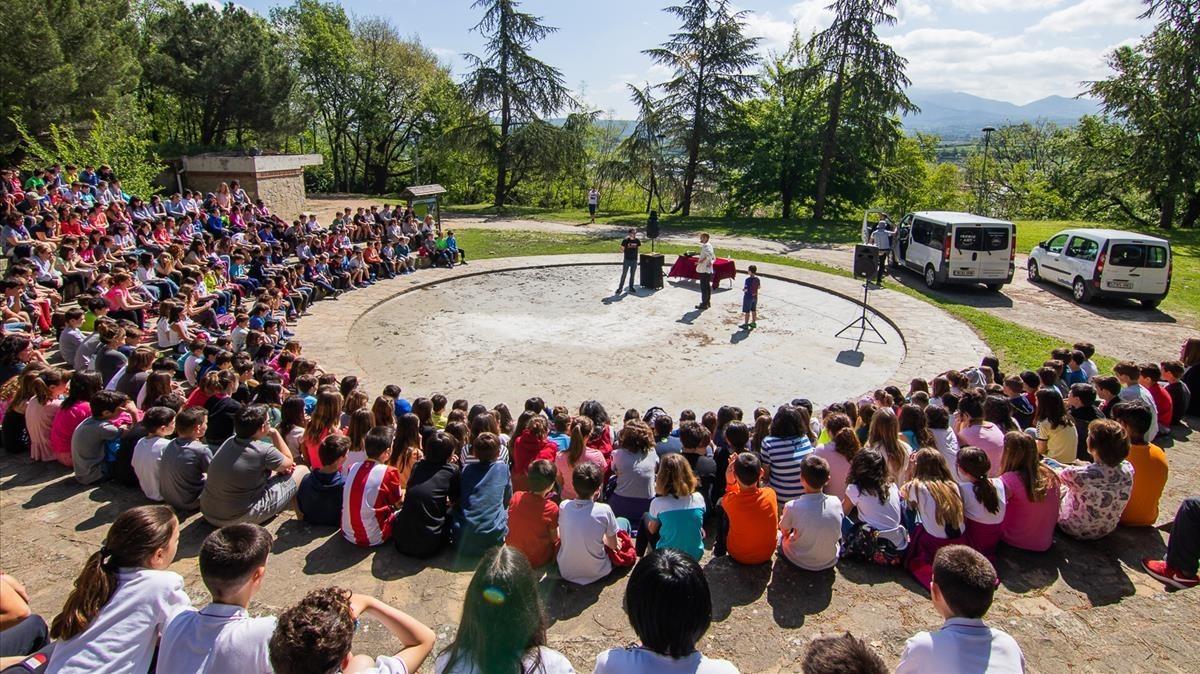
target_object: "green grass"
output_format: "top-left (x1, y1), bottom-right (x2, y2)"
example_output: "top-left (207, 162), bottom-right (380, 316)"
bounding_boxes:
top-left (453, 228), bottom-right (1116, 373)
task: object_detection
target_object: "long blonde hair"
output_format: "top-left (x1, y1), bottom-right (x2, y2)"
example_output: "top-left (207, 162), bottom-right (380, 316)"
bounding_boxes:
top-left (868, 407), bottom-right (908, 480)
top-left (904, 448), bottom-right (963, 532)
top-left (303, 390), bottom-right (342, 444)
top-left (656, 453), bottom-right (699, 498)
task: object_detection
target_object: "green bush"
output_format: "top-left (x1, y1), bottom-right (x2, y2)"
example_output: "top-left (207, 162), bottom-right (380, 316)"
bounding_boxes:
top-left (15, 109), bottom-right (161, 198)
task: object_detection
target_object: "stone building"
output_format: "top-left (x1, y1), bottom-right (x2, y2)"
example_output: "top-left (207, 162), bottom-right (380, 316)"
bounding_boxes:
top-left (173, 153), bottom-right (323, 218)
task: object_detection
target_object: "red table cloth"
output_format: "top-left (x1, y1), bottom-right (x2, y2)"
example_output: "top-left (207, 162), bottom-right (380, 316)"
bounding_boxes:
top-left (668, 256), bottom-right (737, 286)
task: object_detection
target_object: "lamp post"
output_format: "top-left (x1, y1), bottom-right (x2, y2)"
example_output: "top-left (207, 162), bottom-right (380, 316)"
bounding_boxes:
top-left (979, 126), bottom-right (996, 215)
top-left (412, 131), bottom-right (421, 186)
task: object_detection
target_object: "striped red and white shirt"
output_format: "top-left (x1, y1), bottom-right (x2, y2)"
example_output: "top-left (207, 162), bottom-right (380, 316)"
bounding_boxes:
top-left (341, 460), bottom-right (404, 547)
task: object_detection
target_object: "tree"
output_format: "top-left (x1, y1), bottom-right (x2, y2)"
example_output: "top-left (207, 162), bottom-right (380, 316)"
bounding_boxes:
top-left (274, 0), bottom-right (359, 192)
top-left (352, 18), bottom-right (450, 193)
top-left (16, 110), bottom-right (160, 198)
top-left (721, 39), bottom-right (824, 219)
top-left (142, 1), bottom-right (296, 147)
top-left (463, 0), bottom-right (571, 207)
top-left (645, 0), bottom-right (760, 216)
top-left (807, 0), bottom-right (915, 220)
top-left (1087, 0), bottom-right (1200, 228)
top-left (611, 84), bottom-right (678, 213)
top-left (0, 0), bottom-right (140, 157)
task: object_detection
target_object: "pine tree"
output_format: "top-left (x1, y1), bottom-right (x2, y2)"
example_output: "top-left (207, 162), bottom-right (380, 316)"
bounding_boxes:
top-left (463, 0), bottom-right (571, 207)
top-left (808, 0), bottom-right (914, 220)
top-left (645, 0), bottom-right (760, 216)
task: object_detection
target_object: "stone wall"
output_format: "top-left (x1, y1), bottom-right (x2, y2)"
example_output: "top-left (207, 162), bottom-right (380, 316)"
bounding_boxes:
top-left (179, 154), bottom-right (322, 217)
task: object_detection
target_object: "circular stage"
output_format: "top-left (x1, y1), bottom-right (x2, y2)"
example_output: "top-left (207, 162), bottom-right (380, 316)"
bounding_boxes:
top-left (346, 263), bottom-right (905, 413)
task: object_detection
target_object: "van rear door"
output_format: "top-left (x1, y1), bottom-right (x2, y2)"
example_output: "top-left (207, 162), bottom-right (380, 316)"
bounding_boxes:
top-left (948, 224), bottom-right (982, 279)
top-left (1105, 241), bottom-right (1170, 296)
top-left (977, 225), bottom-right (1013, 279)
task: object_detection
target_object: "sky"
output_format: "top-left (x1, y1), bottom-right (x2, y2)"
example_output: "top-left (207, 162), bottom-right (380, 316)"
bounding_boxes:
top-left (236, 0), bottom-right (1154, 118)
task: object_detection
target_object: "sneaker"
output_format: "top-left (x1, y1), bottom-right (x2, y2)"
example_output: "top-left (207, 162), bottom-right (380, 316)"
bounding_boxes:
top-left (749, 322), bottom-right (757, 329)
top-left (1142, 559), bottom-right (1199, 590)
top-left (738, 323), bottom-right (749, 330)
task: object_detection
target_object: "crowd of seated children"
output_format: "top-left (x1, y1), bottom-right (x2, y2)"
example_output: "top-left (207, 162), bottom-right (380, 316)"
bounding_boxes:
top-left (3, 161), bottom-right (1199, 671)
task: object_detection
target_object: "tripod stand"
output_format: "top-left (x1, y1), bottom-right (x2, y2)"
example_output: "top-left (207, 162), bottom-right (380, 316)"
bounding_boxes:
top-left (835, 282), bottom-right (887, 349)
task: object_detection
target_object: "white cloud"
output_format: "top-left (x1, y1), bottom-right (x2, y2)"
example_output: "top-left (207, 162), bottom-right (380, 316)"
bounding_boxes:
top-left (897, 0), bottom-right (935, 24)
top-left (740, 1), bottom-right (835, 52)
top-left (1027, 0), bottom-right (1144, 33)
top-left (949, 0), bottom-right (1065, 12)
top-left (886, 28), bottom-right (1111, 102)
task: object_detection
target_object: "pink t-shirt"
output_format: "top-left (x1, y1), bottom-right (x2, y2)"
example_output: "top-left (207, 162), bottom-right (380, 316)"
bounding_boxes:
top-left (104, 285), bottom-right (131, 311)
top-left (49, 402), bottom-right (92, 466)
top-left (555, 449), bottom-right (607, 500)
top-left (812, 443), bottom-right (853, 499)
top-left (956, 423), bottom-right (1005, 477)
top-left (999, 470), bottom-right (1061, 552)
top-left (26, 397), bottom-right (63, 462)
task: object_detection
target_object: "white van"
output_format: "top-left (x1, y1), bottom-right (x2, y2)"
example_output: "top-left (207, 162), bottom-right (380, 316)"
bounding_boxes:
top-left (1027, 228), bottom-right (1172, 308)
top-left (892, 211), bottom-right (1016, 290)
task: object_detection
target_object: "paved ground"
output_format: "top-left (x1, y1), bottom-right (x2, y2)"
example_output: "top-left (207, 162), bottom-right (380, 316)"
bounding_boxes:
top-left (294, 255), bottom-right (987, 411)
top-left (306, 196), bottom-right (1197, 362)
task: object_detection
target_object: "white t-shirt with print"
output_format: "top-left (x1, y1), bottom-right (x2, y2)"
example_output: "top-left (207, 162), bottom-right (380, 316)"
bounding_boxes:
top-left (845, 483), bottom-right (907, 549)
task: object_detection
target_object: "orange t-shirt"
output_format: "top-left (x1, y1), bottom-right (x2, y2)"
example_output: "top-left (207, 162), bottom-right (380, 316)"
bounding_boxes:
top-left (723, 486), bottom-right (779, 565)
top-left (1120, 443), bottom-right (1168, 526)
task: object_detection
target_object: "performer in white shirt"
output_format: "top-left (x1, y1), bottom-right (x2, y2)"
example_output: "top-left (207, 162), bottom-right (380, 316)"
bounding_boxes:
top-left (696, 233), bottom-right (715, 310)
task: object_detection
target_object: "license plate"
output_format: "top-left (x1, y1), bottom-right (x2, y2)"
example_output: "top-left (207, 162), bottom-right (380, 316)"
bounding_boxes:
top-left (1107, 279), bottom-right (1132, 289)
top-left (952, 268), bottom-right (973, 276)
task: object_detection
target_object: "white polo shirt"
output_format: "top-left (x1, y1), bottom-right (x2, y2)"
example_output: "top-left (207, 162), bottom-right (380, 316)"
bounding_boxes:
top-left (895, 617), bottom-right (1025, 674)
top-left (157, 603), bottom-right (275, 674)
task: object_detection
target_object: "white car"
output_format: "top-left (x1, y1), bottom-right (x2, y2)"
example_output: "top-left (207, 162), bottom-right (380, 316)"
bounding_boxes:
top-left (1027, 228), bottom-right (1172, 308)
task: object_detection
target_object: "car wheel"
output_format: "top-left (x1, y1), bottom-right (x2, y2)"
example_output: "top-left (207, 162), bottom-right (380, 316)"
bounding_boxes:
top-left (924, 265), bottom-right (939, 289)
top-left (1140, 298), bottom-right (1161, 310)
top-left (1027, 260), bottom-right (1040, 282)
top-left (985, 283), bottom-right (1003, 292)
top-left (1072, 277), bottom-right (1093, 303)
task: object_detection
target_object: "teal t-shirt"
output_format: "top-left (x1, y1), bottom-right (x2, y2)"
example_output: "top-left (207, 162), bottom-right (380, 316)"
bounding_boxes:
top-left (648, 492), bottom-right (706, 560)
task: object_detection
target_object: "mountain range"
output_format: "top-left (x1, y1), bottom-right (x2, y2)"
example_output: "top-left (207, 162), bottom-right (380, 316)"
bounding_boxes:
top-left (566, 89), bottom-right (1100, 140)
top-left (901, 89), bottom-right (1101, 138)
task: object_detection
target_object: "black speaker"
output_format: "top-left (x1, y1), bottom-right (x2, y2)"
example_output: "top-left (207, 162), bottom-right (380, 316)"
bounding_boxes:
top-left (647, 210), bottom-right (660, 239)
top-left (853, 244), bottom-right (879, 279)
top-left (640, 253), bottom-right (664, 289)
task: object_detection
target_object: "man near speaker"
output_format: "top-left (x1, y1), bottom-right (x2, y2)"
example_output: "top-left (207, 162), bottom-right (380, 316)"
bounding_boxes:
top-left (696, 232), bottom-right (715, 310)
top-left (617, 228), bottom-right (641, 293)
top-left (870, 220), bottom-right (892, 286)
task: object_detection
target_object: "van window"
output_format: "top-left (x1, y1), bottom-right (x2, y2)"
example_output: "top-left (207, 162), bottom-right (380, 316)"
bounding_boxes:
top-left (912, 219), bottom-right (930, 245)
top-left (1109, 243), bottom-right (1168, 268)
top-left (953, 226), bottom-right (1008, 251)
top-left (1066, 237), bottom-right (1099, 261)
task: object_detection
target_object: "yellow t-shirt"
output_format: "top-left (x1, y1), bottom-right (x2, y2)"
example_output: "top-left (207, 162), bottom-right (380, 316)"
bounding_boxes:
top-left (1037, 419), bottom-right (1078, 465)
top-left (1120, 443), bottom-right (1168, 526)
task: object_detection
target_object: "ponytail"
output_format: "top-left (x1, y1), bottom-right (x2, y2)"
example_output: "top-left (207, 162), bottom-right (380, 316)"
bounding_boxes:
top-left (567, 417), bottom-right (593, 466)
top-left (51, 505), bottom-right (176, 640)
top-left (12, 369), bottom-right (46, 407)
top-left (832, 427), bottom-right (861, 464)
top-left (957, 447), bottom-right (1000, 515)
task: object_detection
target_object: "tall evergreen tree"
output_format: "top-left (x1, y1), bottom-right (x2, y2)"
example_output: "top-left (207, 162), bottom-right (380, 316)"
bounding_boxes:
top-left (463, 0), bottom-right (571, 207)
top-left (1087, 0), bottom-right (1199, 229)
top-left (807, 0), bottom-right (914, 220)
top-left (615, 84), bottom-right (675, 213)
top-left (645, 0), bottom-right (760, 216)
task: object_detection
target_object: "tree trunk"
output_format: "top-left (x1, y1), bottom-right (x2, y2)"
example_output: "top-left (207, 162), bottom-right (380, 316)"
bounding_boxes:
top-left (494, 10), bottom-right (511, 208)
top-left (781, 184), bottom-right (793, 220)
top-left (1158, 192), bottom-right (1176, 230)
top-left (813, 45), bottom-right (849, 221)
top-left (1181, 193), bottom-right (1200, 229)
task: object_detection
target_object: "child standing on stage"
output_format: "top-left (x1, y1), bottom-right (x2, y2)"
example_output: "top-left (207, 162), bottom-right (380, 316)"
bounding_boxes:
top-left (740, 265), bottom-right (760, 330)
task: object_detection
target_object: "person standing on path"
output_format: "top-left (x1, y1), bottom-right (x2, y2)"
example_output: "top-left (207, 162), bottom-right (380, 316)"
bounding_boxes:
top-left (871, 220), bottom-right (892, 286)
top-left (587, 187), bottom-right (600, 223)
top-left (696, 233), bottom-right (715, 310)
top-left (618, 229), bottom-right (641, 294)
